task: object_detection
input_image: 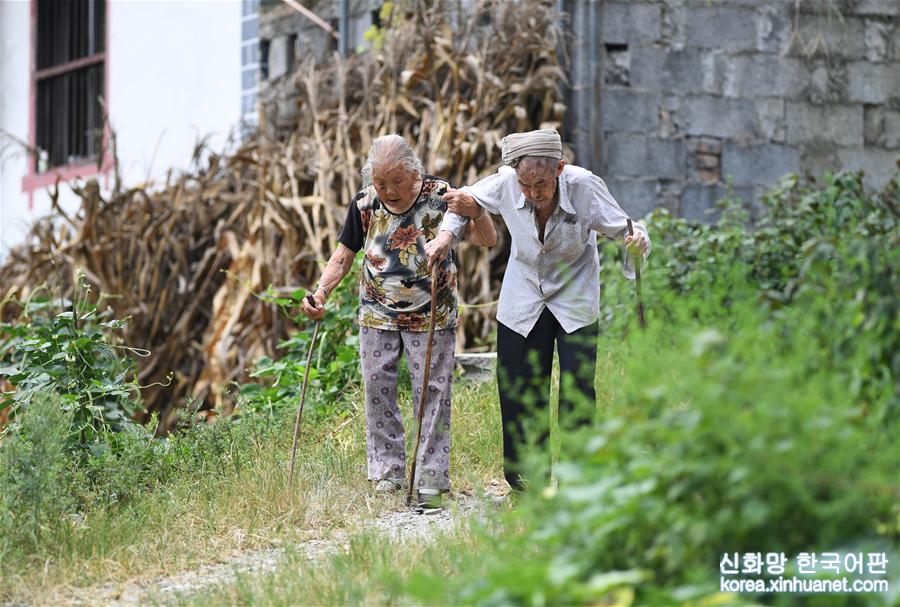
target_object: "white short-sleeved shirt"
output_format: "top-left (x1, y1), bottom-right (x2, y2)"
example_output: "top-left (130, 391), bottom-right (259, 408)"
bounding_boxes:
top-left (439, 165), bottom-right (650, 338)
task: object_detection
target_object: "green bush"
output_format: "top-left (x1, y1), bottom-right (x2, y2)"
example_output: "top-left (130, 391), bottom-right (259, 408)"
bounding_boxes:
top-left (398, 170), bottom-right (899, 606)
top-left (236, 258), bottom-right (362, 417)
top-left (0, 277), bottom-right (144, 449)
top-left (601, 170), bottom-right (898, 419)
top-left (0, 392), bottom-right (76, 560)
top-left (477, 306), bottom-right (897, 605)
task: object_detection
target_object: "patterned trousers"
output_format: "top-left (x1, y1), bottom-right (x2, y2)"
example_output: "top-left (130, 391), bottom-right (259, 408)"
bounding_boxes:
top-left (359, 325), bottom-right (455, 492)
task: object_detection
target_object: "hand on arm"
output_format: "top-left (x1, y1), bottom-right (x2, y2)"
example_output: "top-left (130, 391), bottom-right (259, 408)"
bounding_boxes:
top-left (300, 243), bottom-right (357, 320)
top-left (443, 188), bottom-right (482, 218)
top-left (427, 190), bottom-right (498, 268)
top-left (443, 187), bottom-right (497, 247)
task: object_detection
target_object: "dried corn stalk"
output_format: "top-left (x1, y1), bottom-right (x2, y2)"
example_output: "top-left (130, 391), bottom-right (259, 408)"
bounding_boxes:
top-left (0, 0), bottom-right (566, 427)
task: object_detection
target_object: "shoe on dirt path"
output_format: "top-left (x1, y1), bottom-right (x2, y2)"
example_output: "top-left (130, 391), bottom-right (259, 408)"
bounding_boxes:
top-left (413, 488), bottom-right (443, 514)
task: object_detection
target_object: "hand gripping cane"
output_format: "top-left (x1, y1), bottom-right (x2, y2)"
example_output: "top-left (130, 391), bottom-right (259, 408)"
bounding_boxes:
top-left (626, 218), bottom-right (647, 330)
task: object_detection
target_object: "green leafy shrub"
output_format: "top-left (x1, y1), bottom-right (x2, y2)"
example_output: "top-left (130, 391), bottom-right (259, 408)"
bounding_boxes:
top-left (396, 170), bottom-right (900, 606)
top-left (0, 392), bottom-right (76, 560)
top-left (0, 278), bottom-right (144, 448)
top-left (601, 170), bottom-right (898, 419)
top-left (492, 306), bottom-right (896, 605)
top-left (236, 259), bottom-right (362, 416)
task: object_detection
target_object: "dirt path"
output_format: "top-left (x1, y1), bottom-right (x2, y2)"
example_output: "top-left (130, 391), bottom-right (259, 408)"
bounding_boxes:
top-left (78, 495), bottom-right (485, 606)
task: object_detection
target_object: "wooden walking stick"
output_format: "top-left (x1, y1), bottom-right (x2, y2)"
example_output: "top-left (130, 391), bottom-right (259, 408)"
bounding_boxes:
top-left (406, 264), bottom-right (440, 507)
top-left (289, 294), bottom-right (321, 484)
top-left (626, 218), bottom-right (647, 330)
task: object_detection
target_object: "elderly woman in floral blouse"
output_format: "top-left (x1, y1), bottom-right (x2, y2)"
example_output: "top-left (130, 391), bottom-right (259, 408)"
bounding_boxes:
top-left (301, 134), bottom-right (496, 507)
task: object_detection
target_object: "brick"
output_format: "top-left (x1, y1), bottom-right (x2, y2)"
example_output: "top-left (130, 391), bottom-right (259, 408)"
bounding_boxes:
top-left (864, 107), bottom-right (900, 149)
top-left (721, 143), bottom-right (802, 185)
top-left (853, 0), bottom-right (899, 17)
top-left (789, 16), bottom-right (867, 60)
top-left (808, 62), bottom-right (849, 105)
top-left (681, 95), bottom-right (759, 139)
top-left (696, 153), bottom-right (719, 171)
top-left (756, 98), bottom-right (786, 143)
top-left (756, 4), bottom-right (793, 54)
top-left (786, 103), bottom-right (864, 146)
top-left (837, 147), bottom-right (900, 190)
top-left (601, 88), bottom-right (659, 133)
top-left (895, 22), bottom-right (900, 61)
top-left (682, 6), bottom-right (757, 52)
top-left (847, 62), bottom-right (899, 104)
top-left (605, 178), bottom-right (660, 219)
top-left (794, 0), bottom-right (854, 15)
top-left (681, 184), bottom-right (753, 224)
top-left (865, 20), bottom-right (891, 61)
top-left (659, 95), bottom-right (682, 137)
top-left (720, 55), bottom-right (811, 99)
top-left (801, 143), bottom-right (841, 183)
top-left (688, 137), bottom-right (722, 155)
top-left (602, 2), bottom-right (662, 45)
top-left (688, 136), bottom-right (722, 183)
top-left (630, 48), bottom-right (718, 94)
top-left (606, 134), bottom-right (685, 179)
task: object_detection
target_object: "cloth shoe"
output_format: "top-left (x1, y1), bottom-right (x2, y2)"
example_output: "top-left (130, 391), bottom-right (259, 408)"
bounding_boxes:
top-left (375, 478), bottom-right (406, 493)
top-left (415, 488), bottom-right (442, 512)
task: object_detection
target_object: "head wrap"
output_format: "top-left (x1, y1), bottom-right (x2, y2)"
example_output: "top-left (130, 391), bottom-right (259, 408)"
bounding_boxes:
top-left (500, 129), bottom-right (563, 165)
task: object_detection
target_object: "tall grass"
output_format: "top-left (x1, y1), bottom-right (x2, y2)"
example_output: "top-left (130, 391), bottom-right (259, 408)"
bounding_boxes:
top-left (0, 379), bottom-right (501, 604)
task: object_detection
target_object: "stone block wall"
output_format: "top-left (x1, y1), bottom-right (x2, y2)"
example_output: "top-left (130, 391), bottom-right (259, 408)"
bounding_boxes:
top-left (258, 0), bottom-right (374, 131)
top-left (599, 0), bottom-right (899, 223)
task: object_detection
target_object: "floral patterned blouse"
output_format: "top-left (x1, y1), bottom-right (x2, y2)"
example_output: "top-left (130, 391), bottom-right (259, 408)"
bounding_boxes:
top-left (338, 175), bottom-right (459, 332)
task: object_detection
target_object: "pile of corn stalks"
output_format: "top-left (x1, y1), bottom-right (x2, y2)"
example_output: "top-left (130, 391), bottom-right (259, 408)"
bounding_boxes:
top-left (0, 0), bottom-right (566, 427)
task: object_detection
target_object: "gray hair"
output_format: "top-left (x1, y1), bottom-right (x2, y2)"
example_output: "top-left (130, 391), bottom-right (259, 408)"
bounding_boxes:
top-left (509, 155), bottom-right (560, 172)
top-left (361, 134), bottom-right (424, 185)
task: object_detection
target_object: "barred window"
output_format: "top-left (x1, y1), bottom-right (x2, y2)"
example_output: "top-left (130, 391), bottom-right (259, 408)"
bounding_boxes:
top-left (35, 0), bottom-right (106, 170)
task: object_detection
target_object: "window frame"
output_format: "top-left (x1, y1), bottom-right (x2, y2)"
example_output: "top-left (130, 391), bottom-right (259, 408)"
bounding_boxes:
top-left (23, 0), bottom-right (112, 209)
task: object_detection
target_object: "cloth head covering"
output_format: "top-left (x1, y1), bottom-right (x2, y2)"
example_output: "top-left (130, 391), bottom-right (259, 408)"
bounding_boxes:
top-left (501, 129), bottom-right (563, 165)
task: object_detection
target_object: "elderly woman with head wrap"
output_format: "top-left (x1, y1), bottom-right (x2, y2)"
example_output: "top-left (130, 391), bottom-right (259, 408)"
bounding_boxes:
top-left (301, 134), bottom-right (496, 508)
top-left (424, 129), bottom-right (650, 491)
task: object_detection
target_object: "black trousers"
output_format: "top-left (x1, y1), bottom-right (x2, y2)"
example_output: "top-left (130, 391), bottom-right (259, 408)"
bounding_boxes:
top-left (496, 308), bottom-right (598, 490)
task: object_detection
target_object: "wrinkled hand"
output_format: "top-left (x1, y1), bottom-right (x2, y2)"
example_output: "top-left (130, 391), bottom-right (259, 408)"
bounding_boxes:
top-left (625, 231), bottom-right (649, 257)
top-left (300, 291), bottom-right (326, 321)
top-left (442, 188), bottom-right (481, 218)
top-left (424, 231), bottom-right (454, 270)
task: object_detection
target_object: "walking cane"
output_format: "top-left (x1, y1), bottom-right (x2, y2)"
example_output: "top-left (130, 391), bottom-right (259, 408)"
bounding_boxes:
top-left (289, 294), bottom-right (321, 484)
top-left (626, 219), bottom-right (647, 330)
top-left (406, 264), bottom-right (440, 507)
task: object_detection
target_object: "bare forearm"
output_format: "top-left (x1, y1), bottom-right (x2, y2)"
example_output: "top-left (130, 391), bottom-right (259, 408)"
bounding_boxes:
top-left (464, 213), bottom-right (497, 247)
top-left (317, 244), bottom-right (356, 299)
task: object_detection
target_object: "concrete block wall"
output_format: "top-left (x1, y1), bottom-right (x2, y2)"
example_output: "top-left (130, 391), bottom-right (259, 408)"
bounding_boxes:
top-left (599, 0), bottom-right (900, 223)
top-left (258, 0), bottom-right (374, 131)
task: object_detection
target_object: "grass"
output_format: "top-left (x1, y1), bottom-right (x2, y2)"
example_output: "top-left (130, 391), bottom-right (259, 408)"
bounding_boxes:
top-left (185, 522), bottom-right (502, 607)
top-left (177, 354), bottom-right (630, 607)
top-left (1, 379), bottom-right (504, 605)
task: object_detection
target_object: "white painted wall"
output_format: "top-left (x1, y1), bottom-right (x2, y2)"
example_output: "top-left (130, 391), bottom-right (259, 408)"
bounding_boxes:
top-left (109, 1), bottom-right (242, 187)
top-left (1, 0), bottom-right (33, 258)
top-left (1, 0), bottom-right (243, 262)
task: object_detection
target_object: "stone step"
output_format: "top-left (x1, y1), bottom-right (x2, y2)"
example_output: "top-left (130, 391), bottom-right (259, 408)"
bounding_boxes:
top-left (454, 352), bottom-right (496, 382)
